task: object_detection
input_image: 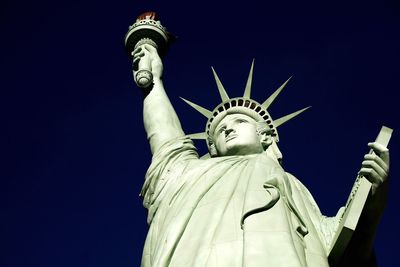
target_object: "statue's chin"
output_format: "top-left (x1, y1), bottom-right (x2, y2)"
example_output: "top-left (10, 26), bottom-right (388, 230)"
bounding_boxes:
top-left (221, 144), bottom-right (264, 157)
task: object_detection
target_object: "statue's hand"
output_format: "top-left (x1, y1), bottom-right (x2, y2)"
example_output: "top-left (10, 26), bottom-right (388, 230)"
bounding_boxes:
top-left (358, 142), bottom-right (390, 214)
top-left (132, 44), bottom-right (163, 80)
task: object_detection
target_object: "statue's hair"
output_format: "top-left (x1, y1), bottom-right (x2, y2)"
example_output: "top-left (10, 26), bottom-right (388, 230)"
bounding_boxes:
top-left (207, 136), bottom-right (218, 157)
top-left (256, 121), bottom-right (274, 150)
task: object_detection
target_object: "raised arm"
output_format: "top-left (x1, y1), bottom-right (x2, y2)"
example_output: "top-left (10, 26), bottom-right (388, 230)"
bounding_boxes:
top-left (132, 44), bottom-right (185, 154)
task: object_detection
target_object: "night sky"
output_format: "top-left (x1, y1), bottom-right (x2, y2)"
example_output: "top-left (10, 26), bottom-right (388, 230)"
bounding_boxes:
top-left (2, 0), bottom-right (399, 266)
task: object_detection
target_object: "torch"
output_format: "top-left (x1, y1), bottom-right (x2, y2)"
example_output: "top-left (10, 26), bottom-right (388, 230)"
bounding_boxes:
top-left (124, 12), bottom-right (174, 88)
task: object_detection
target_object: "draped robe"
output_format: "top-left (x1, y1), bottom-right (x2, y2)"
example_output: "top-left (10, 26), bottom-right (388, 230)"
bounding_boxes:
top-left (140, 137), bottom-right (343, 267)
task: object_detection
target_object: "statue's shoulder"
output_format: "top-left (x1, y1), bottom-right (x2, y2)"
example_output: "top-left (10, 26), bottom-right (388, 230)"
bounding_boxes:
top-left (151, 136), bottom-right (199, 161)
top-left (285, 172), bottom-right (310, 192)
top-left (285, 172), bottom-right (301, 186)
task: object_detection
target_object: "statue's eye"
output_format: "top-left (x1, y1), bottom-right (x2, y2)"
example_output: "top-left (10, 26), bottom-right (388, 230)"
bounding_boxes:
top-left (218, 127), bottom-right (226, 134)
top-left (237, 119), bottom-right (247, 123)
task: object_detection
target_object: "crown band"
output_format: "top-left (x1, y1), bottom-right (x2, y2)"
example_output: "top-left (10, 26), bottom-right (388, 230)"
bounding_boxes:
top-left (206, 98), bottom-right (277, 139)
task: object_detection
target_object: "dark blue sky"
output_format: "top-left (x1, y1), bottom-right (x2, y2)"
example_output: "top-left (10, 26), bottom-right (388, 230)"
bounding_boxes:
top-left (2, 0), bottom-right (399, 266)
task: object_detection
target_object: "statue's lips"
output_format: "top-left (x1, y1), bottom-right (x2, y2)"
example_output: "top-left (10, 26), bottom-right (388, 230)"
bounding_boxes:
top-left (225, 134), bottom-right (238, 142)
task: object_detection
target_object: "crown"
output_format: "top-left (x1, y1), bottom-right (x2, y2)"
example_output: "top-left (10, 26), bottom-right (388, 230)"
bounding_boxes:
top-left (181, 60), bottom-right (310, 155)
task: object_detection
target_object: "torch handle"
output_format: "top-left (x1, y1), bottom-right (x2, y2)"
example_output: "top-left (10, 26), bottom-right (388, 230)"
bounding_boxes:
top-left (133, 39), bottom-right (158, 88)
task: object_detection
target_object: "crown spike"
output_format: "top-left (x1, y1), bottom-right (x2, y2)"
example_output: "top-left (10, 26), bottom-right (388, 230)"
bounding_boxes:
top-left (180, 97), bottom-right (212, 118)
top-left (243, 59), bottom-right (255, 99)
top-left (187, 132), bottom-right (208, 140)
top-left (274, 106), bottom-right (311, 128)
top-left (211, 67), bottom-right (229, 102)
top-left (261, 76), bottom-right (292, 109)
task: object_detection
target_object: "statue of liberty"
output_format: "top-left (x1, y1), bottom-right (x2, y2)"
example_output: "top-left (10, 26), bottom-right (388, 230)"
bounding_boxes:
top-left (125, 12), bottom-right (391, 267)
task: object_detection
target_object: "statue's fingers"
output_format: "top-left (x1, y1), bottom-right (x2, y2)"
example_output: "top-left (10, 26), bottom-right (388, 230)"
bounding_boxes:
top-left (361, 159), bottom-right (387, 179)
top-left (359, 167), bottom-right (383, 185)
top-left (132, 57), bottom-right (141, 71)
top-left (143, 44), bottom-right (157, 53)
top-left (132, 50), bottom-right (145, 59)
top-left (133, 56), bottom-right (141, 64)
top-left (364, 154), bottom-right (389, 173)
top-left (132, 46), bottom-right (142, 56)
top-left (368, 142), bottom-right (390, 165)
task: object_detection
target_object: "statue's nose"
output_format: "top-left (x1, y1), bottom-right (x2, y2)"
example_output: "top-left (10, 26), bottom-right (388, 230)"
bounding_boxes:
top-left (225, 128), bottom-right (235, 137)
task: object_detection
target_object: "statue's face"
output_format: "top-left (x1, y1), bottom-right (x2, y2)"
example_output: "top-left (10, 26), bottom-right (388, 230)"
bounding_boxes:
top-left (213, 114), bottom-right (264, 156)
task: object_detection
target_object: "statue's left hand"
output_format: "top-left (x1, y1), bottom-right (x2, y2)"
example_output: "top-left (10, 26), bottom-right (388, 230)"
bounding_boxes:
top-left (359, 142), bottom-right (390, 208)
top-left (340, 143), bottom-right (390, 267)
